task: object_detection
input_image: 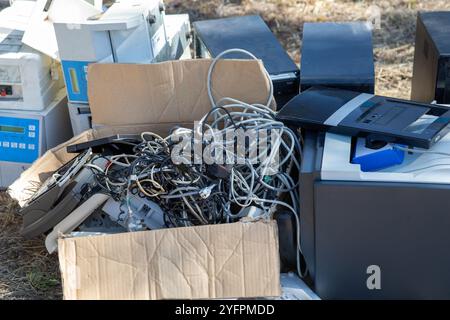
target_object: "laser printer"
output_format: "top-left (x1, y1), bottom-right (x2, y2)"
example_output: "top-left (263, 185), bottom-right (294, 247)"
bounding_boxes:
top-left (0, 1), bottom-right (64, 111)
top-left (300, 22), bottom-right (375, 94)
top-left (299, 130), bottom-right (450, 299)
top-left (53, 0), bottom-right (167, 103)
top-left (193, 15), bottom-right (300, 109)
top-left (411, 11), bottom-right (450, 104)
top-left (66, 13), bottom-right (192, 136)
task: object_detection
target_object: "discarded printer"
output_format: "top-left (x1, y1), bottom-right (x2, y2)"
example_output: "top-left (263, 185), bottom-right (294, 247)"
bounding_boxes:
top-left (411, 11), bottom-right (450, 104)
top-left (0, 1), bottom-right (64, 111)
top-left (277, 86), bottom-right (450, 299)
top-left (67, 13), bottom-right (192, 135)
top-left (297, 130), bottom-right (450, 299)
top-left (52, 0), bottom-right (168, 104)
top-left (193, 15), bottom-right (300, 108)
top-left (0, 1), bottom-right (71, 188)
top-left (9, 59), bottom-right (291, 300)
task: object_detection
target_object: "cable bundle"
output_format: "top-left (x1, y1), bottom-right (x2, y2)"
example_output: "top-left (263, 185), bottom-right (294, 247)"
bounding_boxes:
top-left (83, 49), bottom-right (304, 276)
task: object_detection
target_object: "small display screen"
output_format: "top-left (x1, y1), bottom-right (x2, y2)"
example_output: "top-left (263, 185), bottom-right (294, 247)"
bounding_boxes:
top-left (0, 125), bottom-right (24, 134)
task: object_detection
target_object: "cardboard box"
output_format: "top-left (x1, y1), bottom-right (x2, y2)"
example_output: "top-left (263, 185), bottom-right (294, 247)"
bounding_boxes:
top-left (59, 220), bottom-right (280, 300)
top-left (9, 59), bottom-right (281, 300)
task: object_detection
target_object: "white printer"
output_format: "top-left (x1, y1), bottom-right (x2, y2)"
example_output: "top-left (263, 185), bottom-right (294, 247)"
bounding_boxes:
top-left (300, 130), bottom-right (450, 299)
top-left (0, 1), bottom-right (64, 111)
top-left (52, 0), bottom-right (167, 103)
top-left (67, 13), bottom-right (192, 136)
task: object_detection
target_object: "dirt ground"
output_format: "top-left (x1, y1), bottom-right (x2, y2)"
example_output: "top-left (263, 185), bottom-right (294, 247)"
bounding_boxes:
top-left (0, 0), bottom-right (448, 299)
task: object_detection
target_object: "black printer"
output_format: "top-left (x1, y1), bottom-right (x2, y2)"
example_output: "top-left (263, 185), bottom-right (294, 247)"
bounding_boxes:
top-left (193, 15), bottom-right (300, 108)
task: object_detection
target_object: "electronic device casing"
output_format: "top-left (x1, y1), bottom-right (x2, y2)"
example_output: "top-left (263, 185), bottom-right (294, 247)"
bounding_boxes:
top-left (67, 13), bottom-right (192, 135)
top-left (53, 0), bottom-right (167, 103)
top-left (300, 22), bottom-right (375, 94)
top-left (164, 14), bottom-right (192, 61)
top-left (0, 1), bottom-right (64, 111)
top-left (277, 86), bottom-right (450, 149)
top-left (300, 131), bottom-right (450, 299)
top-left (411, 11), bottom-right (450, 104)
top-left (68, 102), bottom-right (92, 136)
top-left (0, 90), bottom-right (72, 188)
top-left (193, 15), bottom-right (300, 109)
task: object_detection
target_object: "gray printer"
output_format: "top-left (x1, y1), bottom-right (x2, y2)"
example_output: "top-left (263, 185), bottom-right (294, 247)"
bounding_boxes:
top-left (300, 130), bottom-right (450, 299)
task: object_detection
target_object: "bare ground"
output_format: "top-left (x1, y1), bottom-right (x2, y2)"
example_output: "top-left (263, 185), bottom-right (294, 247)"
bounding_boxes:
top-left (0, 0), bottom-right (448, 299)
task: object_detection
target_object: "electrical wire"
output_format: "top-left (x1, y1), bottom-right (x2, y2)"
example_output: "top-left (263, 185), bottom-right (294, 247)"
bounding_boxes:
top-left (71, 48), bottom-right (305, 278)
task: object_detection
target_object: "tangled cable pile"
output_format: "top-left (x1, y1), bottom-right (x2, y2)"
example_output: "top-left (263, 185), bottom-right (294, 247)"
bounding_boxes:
top-left (84, 49), bottom-right (304, 275)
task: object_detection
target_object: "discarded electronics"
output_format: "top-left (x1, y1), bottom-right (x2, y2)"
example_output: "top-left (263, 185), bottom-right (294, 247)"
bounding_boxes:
top-left (0, 90), bottom-right (72, 188)
top-left (66, 13), bottom-right (192, 135)
top-left (0, 0), bottom-right (64, 111)
top-left (299, 130), bottom-right (450, 299)
top-left (68, 102), bottom-right (92, 135)
top-left (276, 86), bottom-right (450, 149)
top-left (53, 0), bottom-right (167, 103)
top-left (22, 0), bottom-right (104, 60)
top-left (9, 60), bottom-right (287, 300)
top-left (164, 14), bottom-right (192, 60)
top-left (411, 11), bottom-right (450, 104)
top-left (193, 15), bottom-right (300, 108)
top-left (300, 22), bottom-right (375, 94)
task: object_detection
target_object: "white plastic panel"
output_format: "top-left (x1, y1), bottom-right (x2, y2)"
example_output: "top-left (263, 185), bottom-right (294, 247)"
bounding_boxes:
top-left (321, 132), bottom-right (450, 184)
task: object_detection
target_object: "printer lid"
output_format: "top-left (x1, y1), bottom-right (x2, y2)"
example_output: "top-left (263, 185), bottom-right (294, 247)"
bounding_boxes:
top-left (22, 0), bottom-right (102, 60)
top-left (277, 86), bottom-right (450, 149)
top-left (0, 1), bottom-right (37, 54)
top-left (193, 15), bottom-right (299, 76)
top-left (84, 1), bottom-right (155, 31)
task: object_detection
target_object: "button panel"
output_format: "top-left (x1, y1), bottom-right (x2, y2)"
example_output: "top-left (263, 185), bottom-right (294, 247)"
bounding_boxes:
top-left (0, 116), bottom-right (39, 164)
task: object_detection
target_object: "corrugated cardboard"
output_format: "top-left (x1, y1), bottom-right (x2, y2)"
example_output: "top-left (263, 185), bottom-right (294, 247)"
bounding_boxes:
top-left (8, 59), bottom-right (281, 300)
top-left (88, 59), bottom-right (273, 126)
top-left (59, 221), bottom-right (280, 300)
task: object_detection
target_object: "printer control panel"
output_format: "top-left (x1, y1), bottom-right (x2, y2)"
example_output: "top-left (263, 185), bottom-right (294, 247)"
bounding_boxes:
top-left (0, 115), bottom-right (39, 164)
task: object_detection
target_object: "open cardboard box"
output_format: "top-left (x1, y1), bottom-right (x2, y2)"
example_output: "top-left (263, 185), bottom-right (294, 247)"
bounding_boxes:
top-left (8, 59), bottom-right (282, 300)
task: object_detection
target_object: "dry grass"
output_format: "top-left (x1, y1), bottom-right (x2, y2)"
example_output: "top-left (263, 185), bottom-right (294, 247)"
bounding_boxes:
top-left (0, 0), bottom-right (449, 299)
top-left (0, 193), bottom-right (61, 299)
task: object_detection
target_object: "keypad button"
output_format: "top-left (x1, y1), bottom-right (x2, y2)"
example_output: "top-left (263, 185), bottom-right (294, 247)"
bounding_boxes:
top-left (28, 125), bottom-right (36, 131)
top-left (11, 142), bottom-right (17, 148)
top-left (19, 143), bottom-right (26, 149)
top-left (2, 141), bottom-right (9, 148)
top-left (27, 144), bottom-right (35, 150)
top-left (28, 132), bottom-right (35, 138)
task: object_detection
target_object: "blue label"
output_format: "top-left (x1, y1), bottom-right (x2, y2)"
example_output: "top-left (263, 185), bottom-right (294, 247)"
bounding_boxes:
top-left (62, 60), bottom-right (91, 103)
top-left (0, 116), bottom-right (40, 164)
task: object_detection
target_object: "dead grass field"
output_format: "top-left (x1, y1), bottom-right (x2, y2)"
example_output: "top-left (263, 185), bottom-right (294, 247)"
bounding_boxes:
top-left (0, 0), bottom-right (448, 299)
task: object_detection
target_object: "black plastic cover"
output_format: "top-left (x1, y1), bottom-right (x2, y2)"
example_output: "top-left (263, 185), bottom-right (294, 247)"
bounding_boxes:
top-left (300, 22), bottom-right (375, 93)
top-left (193, 15), bottom-right (299, 76)
top-left (277, 87), bottom-right (450, 149)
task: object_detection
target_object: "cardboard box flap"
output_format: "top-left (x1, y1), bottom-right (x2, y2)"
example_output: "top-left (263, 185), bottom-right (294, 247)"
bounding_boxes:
top-left (88, 59), bottom-right (273, 126)
top-left (58, 220), bottom-right (281, 300)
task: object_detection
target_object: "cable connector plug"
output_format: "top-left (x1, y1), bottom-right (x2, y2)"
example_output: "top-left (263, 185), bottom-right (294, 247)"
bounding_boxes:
top-left (199, 185), bottom-right (216, 199)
